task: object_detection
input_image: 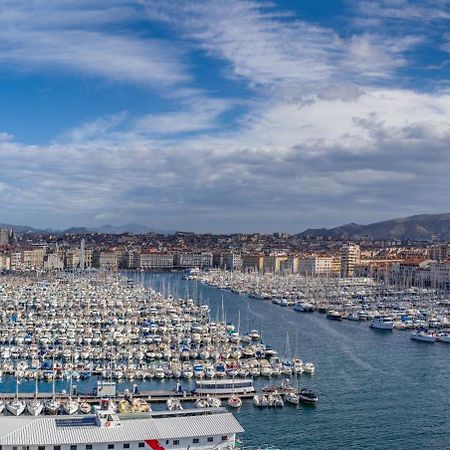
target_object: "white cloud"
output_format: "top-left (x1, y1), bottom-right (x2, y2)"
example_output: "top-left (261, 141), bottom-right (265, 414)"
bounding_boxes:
top-left (0, 1), bottom-right (188, 87)
top-left (1, 0), bottom-right (450, 231)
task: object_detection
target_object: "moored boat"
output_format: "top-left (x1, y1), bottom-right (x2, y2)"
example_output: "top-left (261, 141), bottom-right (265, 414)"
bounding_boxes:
top-left (299, 389), bottom-right (318, 404)
top-left (227, 394), bottom-right (242, 408)
top-left (411, 330), bottom-right (435, 343)
top-left (370, 316), bottom-right (394, 330)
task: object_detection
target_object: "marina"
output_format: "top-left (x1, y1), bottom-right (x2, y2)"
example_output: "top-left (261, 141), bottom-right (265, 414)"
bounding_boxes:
top-left (0, 270), bottom-right (449, 448)
top-left (189, 269), bottom-right (450, 342)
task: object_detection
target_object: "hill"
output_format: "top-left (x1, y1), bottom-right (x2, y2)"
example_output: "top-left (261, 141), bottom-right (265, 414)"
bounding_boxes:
top-left (0, 223), bottom-right (175, 236)
top-left (298, 213), bottom-right (450, 240)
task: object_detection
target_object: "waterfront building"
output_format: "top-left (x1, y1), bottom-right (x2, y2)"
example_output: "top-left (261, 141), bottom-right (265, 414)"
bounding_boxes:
top-left (429, 262), bottom-right (450, 284)
top-left (213, 253), bottom-right (223, 267)
top-left (340, 243), bottom-right (360, 277)
top-left (44, 253), bottom-right (64, 270)
top-left (65, 248), bottom-right (80, 269)
top-left (10, 251), bottom-right (23, 271)
top-left (98, 251), bottom-right (119, 271)
top-left (280, 256), bottom-right (299, 273)
top-left (299, 256), bottom-right (333, 275)
top-left (222, 253), bottom-right (242, 270)
top-left (332, 256), bottom-right (341, 274)
top-left (241, 255), bottom-right (263, 272)
top-left (175, 252), bottom-right (213, 269)
top-left (139, 252), bottom-right (174, 270)
top-left (262, 255), bottom-right (287, 273)
top-left (23, 248), bottom-right (45, 270)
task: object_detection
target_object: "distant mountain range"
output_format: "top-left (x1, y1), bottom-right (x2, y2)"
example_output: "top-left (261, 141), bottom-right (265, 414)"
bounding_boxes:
top-left (0, 223), bottom-right (176, 236)
top-left (298, 213), bottom-right (450, 240)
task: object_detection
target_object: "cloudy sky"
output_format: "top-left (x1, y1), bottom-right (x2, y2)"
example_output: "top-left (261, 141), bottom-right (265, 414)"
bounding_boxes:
top-left (1, 0), bottom-right (450, 233)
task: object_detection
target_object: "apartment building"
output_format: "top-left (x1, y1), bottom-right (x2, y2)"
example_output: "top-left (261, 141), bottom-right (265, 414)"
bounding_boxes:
top-left (139, 253), bottom-right (174, 270)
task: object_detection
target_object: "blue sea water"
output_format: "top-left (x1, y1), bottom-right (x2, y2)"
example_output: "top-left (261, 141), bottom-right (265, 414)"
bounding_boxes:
top-left (3, 272), bottom-right (450, 449)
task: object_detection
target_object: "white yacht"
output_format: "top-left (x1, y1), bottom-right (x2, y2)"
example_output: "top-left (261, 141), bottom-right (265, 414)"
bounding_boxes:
top-left (0, 400), bottom-right (243, 450)
top-left (370, 316), bottom-right (394, 331)
top-left (411, 330), bottom-right (435, 343)
top-left (293, 302), bottom-right (314, 312)
top-left (436, 333), bottom-right (450, 344)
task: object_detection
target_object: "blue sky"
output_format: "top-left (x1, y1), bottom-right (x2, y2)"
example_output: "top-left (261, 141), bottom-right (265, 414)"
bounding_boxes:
top-left (1, 0), bottom-right (450, 233)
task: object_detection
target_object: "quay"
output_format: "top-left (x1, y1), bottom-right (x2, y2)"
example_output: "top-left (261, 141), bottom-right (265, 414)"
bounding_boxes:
top-left (0, 389), bottom-right (257, 403)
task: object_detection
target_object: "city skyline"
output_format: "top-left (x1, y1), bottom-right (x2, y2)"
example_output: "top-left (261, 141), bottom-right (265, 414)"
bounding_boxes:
top-left (2, 1), bottom-right (450, 232)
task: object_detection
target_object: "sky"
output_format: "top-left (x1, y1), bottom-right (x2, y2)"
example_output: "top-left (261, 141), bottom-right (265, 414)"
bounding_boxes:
top-left (1, 0), bottom-right (450, 233)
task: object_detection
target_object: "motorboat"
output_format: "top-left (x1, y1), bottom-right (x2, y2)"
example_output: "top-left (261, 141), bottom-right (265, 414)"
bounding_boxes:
top-left (267, 393), bottom-right (284, 407)
top-left (284, 391), bottom-right (299, 405)
top-left (326, 310), bottom-right (342, 321)
top-left (131, 398), bottom-right (151, 412)
top-left (227, 394), bottom-right (242, 408)
top-left (411, 330), bottom-right (435, 343)
top-left (370, 316), bottom-right (394, 331)
top-left (207, 396), bottom-right (222, 408)
top-left (253, 394), bottom-right (268, 407)
top-left (294, 303), bottom-right (314, 312)
top-left (299, 389), bottom-right (318, 404)
top-left (194, 397), bottom-right (209, 408)
top-left (436, 333), bottom-right (450, 344)
top-left (303, 363), bottom-right (315, 374)
top-left (249, 330), bottom-right (260, 341)
top-left (166, 397), bottom-right (183, 411)
top-left (117, 399), bottom-right (133, 414)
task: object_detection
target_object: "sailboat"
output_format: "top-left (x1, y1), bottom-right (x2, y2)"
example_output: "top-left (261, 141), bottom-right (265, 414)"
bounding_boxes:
top-left (62, 366), bottom-right (79, 415)
top-left (45, 353), bottom-right (60, 415)
top-left (7, 372), bottom-right (25, 416)
top-left (27, 371), bottom-right (44, 415)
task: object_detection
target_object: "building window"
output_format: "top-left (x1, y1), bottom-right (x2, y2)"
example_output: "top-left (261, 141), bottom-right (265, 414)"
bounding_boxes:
top-left (173, 440), bottom-right (180, 446)
top-left (165, 441), bottom-right (169, 445)
top-left (193, 438), bottom-right (199, 444)
top-left (222, 436), bottom-right (228, 441)
top-left (123, 445), bottom-right (130, 449)
top-left (86, 446), bottom-right (93, 450)
top-left (108, 446), bottom-right (114, 450)
top-left (70, 446), bottom-right (77, 450)
top-left (138, 444), bottom-right (145, 448)
top-left (54, 447), bottom-right (61, 450)
top-left (207, 437), bottom-right (214, 443)
top-left (38, 447), bottom-right (45, 450)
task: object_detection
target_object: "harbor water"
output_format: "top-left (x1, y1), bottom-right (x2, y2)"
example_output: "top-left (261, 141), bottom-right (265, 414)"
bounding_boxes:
top-left (137, 272), bottom-right (450, 450)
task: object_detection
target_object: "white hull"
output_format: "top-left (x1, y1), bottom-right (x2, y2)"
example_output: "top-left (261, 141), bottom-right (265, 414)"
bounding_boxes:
top-left (63, 400), bottom-right (79, 415)
top-left (45, 400), bottom-right (61, 415)
top-left (411, 332), bottom-right (435, 343)
top-left (26, 400), bottom-right (44, 416)
top-left (7, 401), bottom-right (25, 416)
